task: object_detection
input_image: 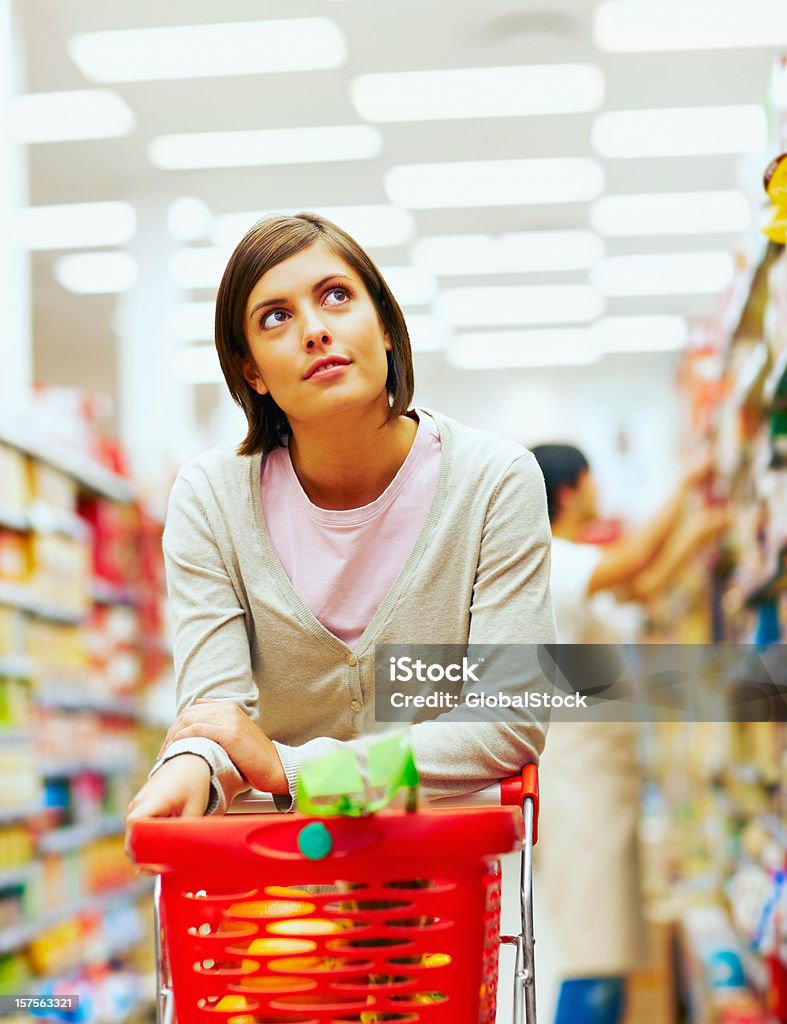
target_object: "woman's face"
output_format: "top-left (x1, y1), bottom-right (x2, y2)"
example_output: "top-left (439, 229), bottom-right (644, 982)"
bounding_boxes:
top-left (239, 240), bottom-right (392, 427)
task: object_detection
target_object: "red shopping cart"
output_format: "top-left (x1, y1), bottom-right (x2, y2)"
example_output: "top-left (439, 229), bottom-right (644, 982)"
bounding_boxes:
top-left (128, 765), bottom-right (539, 1024)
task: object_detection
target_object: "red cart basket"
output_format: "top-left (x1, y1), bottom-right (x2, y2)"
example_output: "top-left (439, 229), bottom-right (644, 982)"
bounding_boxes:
top-left (128, 765), bottom-right (539, 1024)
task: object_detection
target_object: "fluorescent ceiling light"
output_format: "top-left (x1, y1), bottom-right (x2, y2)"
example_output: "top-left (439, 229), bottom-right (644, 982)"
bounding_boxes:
top-left (212, 205), bottom-right (415, 248)
top-left (448, 329), bottom-right (601, 369)
top-left (149, 124), bottom-right (382, 170)
top-left (592, 191), bottom-right (751, 236)
top-left (17, 201), bottom-right (136, 250)
top-left (412, 231), bottom-right (604, 275)
top-left (10, 90), bottom-right (134, 143)
top-left (351, 64), bottom-right (604, 121)
top-left (592, 252), bottom-right (734, 296)
top-left (175, 345), bottom-right (224, 384)
top-left (168, 197), bottom-right (213, 241)
top-left (68, 19), bottom-right (346, 83)
top-left (385, 158), bottom-right (604, 209)
top-left (173, 302), bottom-right (214, 342)
top-left (53, 252), bottom-right (137, 294)
top-left (406, 315), bottom-right (451, 353)
top-left (593, 105), bottom-right (767, 158)
top-left (595, 1), bottom-right (787, 51)
top-left (380, 266), bottom-right (437, 306)
top-left (437, 285), bottom-right (604, 328)
top-left (594, 316), bottom-right (688, 353)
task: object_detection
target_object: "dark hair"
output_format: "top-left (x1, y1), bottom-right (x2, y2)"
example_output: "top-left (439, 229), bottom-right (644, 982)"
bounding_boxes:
top-left (214, 212), bottom-right (415, 456)
top-left (530, 444), bottom-right (590, 523)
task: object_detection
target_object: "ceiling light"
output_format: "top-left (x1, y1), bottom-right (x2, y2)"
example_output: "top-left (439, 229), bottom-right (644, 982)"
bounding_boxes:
top-left (149, 124), bottom-right (382, 170)
top-left (411, 231), bottom-right (604, 275)
top-left (211, 205), bottom-right (415, 248)
top-left (447, 329), bottom-right (601, 369)
top-left (175, 346), bottom-right (224, 384)
top-left (68, 18), bottom-right (346, 83)
top-left (436, 285), bottom-right (604, 328)
top-left (385, 158), bottom-right (604, 209)
top-left (592, 191), bottom-right (751, 236)
top-left (17, 201), bottom-right (136, 250)
top-left (172, 302), bottom-right (214, 342)
top-left (379, 266), bottom-right (437, 306)
top-left (595, 0), bottom-right (787, 51)
top-left (593, 105), bottom-right (767, 158)
top-left (594, 316), bottom-right (688, 353)
top-left (351, 64), bottom-right (604, 121)
top-left (10, 90), bottom-right (135, 143)
top-left (168, 197), bottom-right (213, 241)
top-left (591, 253), bottom-right (735, 296)
top-left (53, 252), bottom-right (137, 294)
top-left (406, 315), bottom-right (451, 353)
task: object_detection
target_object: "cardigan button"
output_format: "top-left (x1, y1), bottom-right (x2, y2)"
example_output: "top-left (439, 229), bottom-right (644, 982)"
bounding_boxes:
top-left (350, 700), bottom-right (362, 713)
top-left (346, 653), bottom-right (358, 667)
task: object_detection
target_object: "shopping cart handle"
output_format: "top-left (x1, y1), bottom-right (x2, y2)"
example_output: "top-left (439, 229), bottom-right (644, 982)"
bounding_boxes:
top-left (501, 764), bottom-right (539, 845)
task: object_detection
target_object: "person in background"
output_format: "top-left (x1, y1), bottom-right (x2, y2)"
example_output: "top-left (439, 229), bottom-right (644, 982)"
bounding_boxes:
top-left (530, 443), bottom-right (727, 1024)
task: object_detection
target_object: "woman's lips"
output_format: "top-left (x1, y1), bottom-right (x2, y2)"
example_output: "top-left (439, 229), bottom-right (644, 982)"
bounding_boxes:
top-left (304, 358), bottom-right (350, 380)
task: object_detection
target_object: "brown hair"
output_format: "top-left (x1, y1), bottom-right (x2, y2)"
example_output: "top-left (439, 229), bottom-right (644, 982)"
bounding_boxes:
top-left (214, 212), bottom-right (415, 457)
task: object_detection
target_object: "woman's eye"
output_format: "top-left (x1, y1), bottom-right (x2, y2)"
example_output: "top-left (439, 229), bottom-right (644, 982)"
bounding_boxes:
top-left (261, 309), bottom-right (289, 330)
top-left (324, 287), bottom-right (350, 306)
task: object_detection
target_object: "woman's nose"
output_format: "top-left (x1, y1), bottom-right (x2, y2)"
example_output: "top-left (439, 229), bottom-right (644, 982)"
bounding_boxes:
top-left (303, 312), bottom-right (332, 349)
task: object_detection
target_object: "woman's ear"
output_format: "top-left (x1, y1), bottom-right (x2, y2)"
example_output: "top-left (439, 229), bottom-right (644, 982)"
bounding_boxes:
top-left (383, 331), bottom-right (393, 352)
top-left (234, 352), bottom-right (268, 396)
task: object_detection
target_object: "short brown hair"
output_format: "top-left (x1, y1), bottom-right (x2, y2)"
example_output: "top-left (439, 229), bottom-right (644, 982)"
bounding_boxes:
top-left (214, 212), bottom-right (415, 457)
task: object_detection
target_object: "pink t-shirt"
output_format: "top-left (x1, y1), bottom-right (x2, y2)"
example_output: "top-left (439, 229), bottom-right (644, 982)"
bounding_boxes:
top-left (261, 413), bottom-right (442, 648)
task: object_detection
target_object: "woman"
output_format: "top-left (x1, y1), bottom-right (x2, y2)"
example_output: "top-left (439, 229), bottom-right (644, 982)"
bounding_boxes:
top-left (125, 213), bottom-right (555, 822)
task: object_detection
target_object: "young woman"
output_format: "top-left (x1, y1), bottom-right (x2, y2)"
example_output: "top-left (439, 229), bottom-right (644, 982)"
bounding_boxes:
top-left (125, 213), bottom-right (555, 822)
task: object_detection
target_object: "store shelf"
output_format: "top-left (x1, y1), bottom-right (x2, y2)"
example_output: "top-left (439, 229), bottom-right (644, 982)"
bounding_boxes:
top-left (28, 503), bottom-right (90, 541)
top-left (0, 876), bottom-right (153, 956)
top-left (0, 423), bottom-right (135, 505)
top-left (0, 656), bottom-right (34, 677)
top-left (35, 683), bottom-right (141, 718)
top-left (0, 582), bottom-right (87, 625)
top-left (39, 758), bottom-right (137, 779)
top-left (90, 578), bottom-right (138, 606)
top-left (0, 864), bottom-right (35, 890)
top-left (0, 503), bottom-right (29, 532)
top-left (37, 817), bottom-right (126, 856)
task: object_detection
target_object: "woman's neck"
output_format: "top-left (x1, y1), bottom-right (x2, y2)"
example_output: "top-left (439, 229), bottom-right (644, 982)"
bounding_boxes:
top-left (287, 408), bottom-right (418, 510)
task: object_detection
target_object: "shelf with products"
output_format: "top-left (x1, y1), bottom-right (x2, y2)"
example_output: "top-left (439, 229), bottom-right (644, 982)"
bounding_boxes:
top-left (0, 424), bottom-right (169, 1021)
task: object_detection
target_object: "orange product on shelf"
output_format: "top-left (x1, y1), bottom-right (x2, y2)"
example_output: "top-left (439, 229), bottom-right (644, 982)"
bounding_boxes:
top-left (28, 461), bottom-right (77, 514)
top-left (0, 531), bottom-right (29, 584)
top-left (0, 444), bottom-right (30, 510)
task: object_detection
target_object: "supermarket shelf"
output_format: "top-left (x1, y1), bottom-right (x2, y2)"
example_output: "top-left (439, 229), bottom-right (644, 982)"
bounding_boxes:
top-left (37, 817), bottom-right (126, 856)
top-left (0, 582), bottom-right (87, 625)
top-left (0, 864), bottom-right (35, 890)
top-left (0, 422), bottom-right (135, 505)
top-left (0, 655), bottom-right (34, 677)
top-left (0, 503), bottom-right (29, 532)
top-left (0, 876), bottom-right (153, 956)
top-left (90, 578), bottom-right (138, 607)
top-left (36, 684), bottom-right (141, 719)
top-left (39, 758), bottom-right (137, 779)
top-left (28, 503), bottom-right (90, 541)
top-left (0, 730), bottom-right (34, 746)
top-left (0, 804), bottom-right (42, 824)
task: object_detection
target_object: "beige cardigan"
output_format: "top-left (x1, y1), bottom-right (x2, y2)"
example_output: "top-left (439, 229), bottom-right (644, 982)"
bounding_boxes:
top-left (152, 409), bottom-right (556, 812)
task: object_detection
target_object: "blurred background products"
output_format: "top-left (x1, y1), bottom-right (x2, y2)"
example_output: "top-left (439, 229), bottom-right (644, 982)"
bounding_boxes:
top-left (2, 1), bottom-right (787, 1022)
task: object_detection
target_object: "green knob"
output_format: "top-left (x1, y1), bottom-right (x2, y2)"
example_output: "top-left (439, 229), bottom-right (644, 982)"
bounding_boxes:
top-left (297, 822), bottom-right (333, 860)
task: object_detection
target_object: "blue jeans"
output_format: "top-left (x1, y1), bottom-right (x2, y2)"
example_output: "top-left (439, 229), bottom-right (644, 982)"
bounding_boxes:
top-left (554, 977), bottom-right (626, 1024)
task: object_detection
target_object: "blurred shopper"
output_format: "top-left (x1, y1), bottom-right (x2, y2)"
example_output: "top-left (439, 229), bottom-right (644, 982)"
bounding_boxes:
top-left (126, 213), bottom-right (555, 831)
top-left (530, 443), bottom-right (726, 1024)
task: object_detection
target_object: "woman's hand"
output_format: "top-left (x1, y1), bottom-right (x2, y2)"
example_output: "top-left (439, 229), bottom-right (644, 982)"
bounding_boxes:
top-left (124, 754), bottom-right (211, 855)
top-left (159, 700), bottom-right (289, 795)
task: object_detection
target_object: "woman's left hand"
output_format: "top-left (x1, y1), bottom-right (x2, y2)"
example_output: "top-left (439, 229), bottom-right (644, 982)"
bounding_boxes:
top-left (159, 700), bottom-right (289, 795)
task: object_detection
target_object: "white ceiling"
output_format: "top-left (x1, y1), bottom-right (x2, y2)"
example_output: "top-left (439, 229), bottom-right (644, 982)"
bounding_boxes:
top-left (15, 0), bottom-right (783, 448)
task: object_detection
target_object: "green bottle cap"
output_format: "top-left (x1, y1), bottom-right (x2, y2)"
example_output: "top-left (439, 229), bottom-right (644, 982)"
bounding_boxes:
top-left (297, 822), bottom-right (333, 860)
